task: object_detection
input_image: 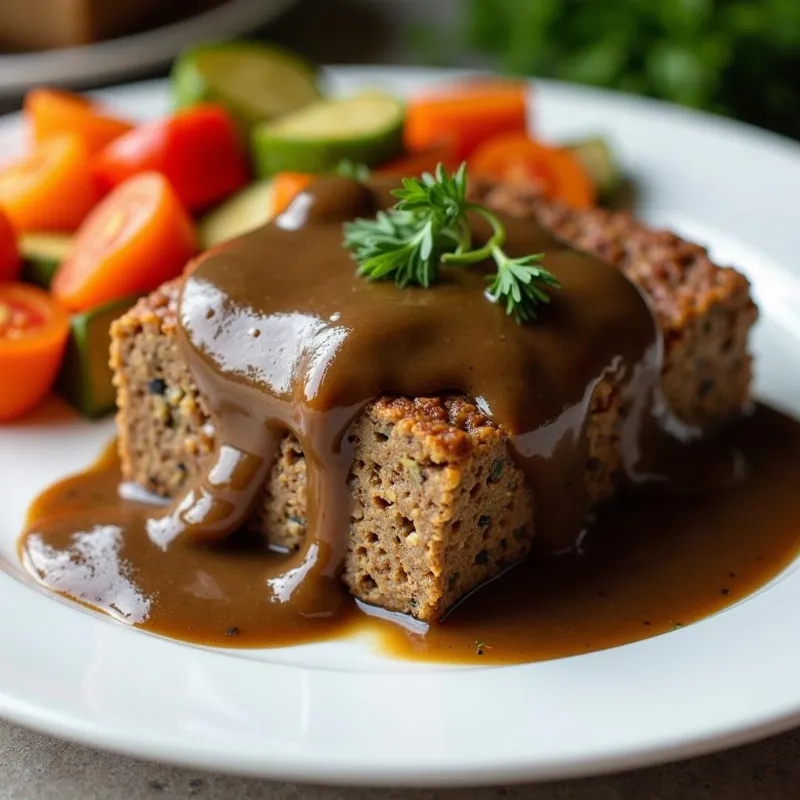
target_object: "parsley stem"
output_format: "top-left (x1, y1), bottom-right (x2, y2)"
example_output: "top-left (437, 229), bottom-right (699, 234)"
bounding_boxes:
top-left (442, 204), bottom-right (506, 265)
top-left (343, 162), bottom-right (559, 323)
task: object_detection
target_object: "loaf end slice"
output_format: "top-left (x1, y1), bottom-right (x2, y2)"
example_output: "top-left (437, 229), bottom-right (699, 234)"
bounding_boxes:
top-left (470, 180), bottom-right (758, 429)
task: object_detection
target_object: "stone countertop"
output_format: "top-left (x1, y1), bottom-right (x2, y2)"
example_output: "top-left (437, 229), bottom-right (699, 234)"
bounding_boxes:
top-left (2, 1), bottom-right (797, 797)
top-left (2, 719), bottom-right (799, 800)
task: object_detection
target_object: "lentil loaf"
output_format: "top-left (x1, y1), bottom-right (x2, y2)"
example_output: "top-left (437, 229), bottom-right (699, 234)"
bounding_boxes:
top-left (110, 186), bottom-right (757, 622)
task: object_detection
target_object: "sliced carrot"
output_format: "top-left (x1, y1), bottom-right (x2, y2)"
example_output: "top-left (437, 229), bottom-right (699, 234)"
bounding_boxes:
top-left (0, 282), bottom-right (69, 422)
top-left (271, 172), bottom-right (314, 215)
top-left (0, 207), bottom-right (20, 282)
top-left (25, 88), bottom-right (134, 154)
top-left (405, 80), bottom-right (529, 161)
top-left (0, 135), bottom-right (96, 232)
top-left (52, 172), bottom-right (197, 311)
top-left (377, 138), bottom-right (460, 177)
top-left (470, 133), bottom-right (596, 209)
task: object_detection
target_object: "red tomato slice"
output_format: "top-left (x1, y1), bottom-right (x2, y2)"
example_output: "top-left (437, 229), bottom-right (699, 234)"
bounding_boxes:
top-left (0, 207), bottom-right (20, 281)
top-left (92, 104), bottom-right (250, 211)
top-left (52, 172), bottom-right (198, 311)
top-left (0, 134), bottom-right (96, 231)
top-left (470, 133), bottom-right (596, 209)
top-left (377, 138), bottom-right (461, 177)
top-left (0, 283), bottom-right (69, 421)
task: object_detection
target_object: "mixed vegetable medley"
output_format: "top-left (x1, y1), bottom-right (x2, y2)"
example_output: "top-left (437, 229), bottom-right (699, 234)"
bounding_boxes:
top-left (0, 40), bottom-right (621, 423)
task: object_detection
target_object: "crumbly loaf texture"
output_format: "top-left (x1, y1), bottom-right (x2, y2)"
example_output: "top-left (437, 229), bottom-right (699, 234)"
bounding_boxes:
top-left (110, 187), bottom-right (756, 621)
top-left (470, 179), bottom-right (758, 427)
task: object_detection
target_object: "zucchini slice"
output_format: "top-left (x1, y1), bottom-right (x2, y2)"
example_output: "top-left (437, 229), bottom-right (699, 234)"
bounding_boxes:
top-left (565, 137), bottom-right (621, 197)
top-left (57, 295), bottom-right (141, 419)
top-left (172, 41), bottom-right (320, 131)
top-left (198, 179), bottom-right (275, 248)
top-left (251, 92), bottom-right (405, 177)
top-left (19, 232), bottom-right (73, 289)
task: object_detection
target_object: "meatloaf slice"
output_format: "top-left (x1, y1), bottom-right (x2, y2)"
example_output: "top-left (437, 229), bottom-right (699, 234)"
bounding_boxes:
top-left (110, 280), bottom-right (627, 620)
top-left (110, 192), bottom-right (756, 622)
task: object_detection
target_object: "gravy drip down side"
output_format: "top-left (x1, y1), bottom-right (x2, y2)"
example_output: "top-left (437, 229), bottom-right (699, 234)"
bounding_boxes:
top-left (20, 405), bottom-right (800, 661)
top-left (158, 176), bottom-right (660, 591)
top-left (21, 177), bottom-right (663, 634)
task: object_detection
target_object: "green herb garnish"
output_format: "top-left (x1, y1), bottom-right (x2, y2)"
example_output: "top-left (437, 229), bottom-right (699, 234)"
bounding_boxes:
top-left (343, 163), bottom-right (560, 323)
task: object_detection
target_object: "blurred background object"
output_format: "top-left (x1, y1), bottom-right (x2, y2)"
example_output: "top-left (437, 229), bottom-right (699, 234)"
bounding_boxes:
top-left (0, 0), bottom-right (298, 100)
top-left (0, 0), bottom-right (797, 139)
top-left (453, 0), bottom-right (800, 139)
top-left (271, 0), bottom-right (800, 140)
top-left (0, 0), bottom-right (226, 50)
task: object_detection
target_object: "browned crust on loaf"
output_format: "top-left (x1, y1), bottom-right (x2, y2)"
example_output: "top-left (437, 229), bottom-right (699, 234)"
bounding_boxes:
top-left (110, 192), bottom-right (757, 620)
top-left (469, 179), bottom-right (758, 426)
top-left (111, 294), bottom-right (537, 620)
top-left (110, 281), bottom-right (620, 620)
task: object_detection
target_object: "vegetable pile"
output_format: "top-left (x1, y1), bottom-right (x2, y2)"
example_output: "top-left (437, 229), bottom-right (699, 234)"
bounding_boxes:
top-left (0, 40), bottom-right (622, 423)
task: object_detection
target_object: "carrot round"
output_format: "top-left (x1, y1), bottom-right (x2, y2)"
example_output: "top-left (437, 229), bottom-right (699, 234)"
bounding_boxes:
top-left (271, 172), bottom-right (314, 215)
top-left (0, 282), bottom-right (69, 422)
top-left (0, 134), bottom-right (96, 232)
top-left (470, 133), bottom-right (596, 209)
top-left (0, 207), bottom-right (20, 282)
top-left (26, 88), bottom-right (134, 154)
top-left (52, 172), bottom-right (198, 311)
top-left (405, 80), bottom-right (529, 161)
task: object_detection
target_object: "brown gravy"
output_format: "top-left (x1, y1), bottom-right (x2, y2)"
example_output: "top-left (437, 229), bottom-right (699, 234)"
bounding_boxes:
top-left (18, 405), bottom-right (800, 664)
top-left (15, 177), bottom-right (800, 664)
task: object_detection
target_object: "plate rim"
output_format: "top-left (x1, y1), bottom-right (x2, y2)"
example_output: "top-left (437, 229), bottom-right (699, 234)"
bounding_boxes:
top-left (1, 68), bottom-right (800, 786)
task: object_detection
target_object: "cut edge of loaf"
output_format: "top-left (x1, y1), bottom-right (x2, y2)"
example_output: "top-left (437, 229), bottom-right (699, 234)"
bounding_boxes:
top-left (110, 281), bottom-right (624, 620)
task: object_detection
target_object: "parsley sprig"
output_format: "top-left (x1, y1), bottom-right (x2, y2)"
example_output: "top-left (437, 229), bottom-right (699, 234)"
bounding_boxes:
top-left (342, 163), bottom-right (560, 322)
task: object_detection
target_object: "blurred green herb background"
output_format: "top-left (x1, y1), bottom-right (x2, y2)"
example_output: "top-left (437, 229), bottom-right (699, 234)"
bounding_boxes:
top-left (440, 0), bottom-right (800, 138)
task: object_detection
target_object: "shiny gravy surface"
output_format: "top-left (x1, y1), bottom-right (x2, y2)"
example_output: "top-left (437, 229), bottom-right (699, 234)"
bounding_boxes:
top-left (19, 405), bottom-right (800, 664)
top-left (17, 179), bottom-right (800, 664)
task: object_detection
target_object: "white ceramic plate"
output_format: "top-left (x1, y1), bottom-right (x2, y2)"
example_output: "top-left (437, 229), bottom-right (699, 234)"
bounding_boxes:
top-left (0, 0), bottom-right (297, 96)
top-left (1, 68), bottom-right (800, 787)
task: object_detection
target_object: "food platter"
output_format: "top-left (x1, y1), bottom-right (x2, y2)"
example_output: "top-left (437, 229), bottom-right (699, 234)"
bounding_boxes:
top-left (1, 67), bottom-right (800, 785)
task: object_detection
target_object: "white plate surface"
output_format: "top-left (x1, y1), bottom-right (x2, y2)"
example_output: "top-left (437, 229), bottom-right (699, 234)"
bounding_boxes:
top-left (0, 0), bottom-right (297, 96)
top-left (1, 68), bottom-right (800, 786)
